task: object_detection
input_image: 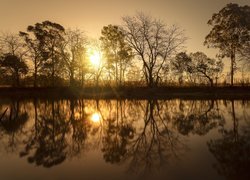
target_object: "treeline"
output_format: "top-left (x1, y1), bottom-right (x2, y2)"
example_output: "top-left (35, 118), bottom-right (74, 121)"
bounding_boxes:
top-left (0, 3), bottom-right (249, 88)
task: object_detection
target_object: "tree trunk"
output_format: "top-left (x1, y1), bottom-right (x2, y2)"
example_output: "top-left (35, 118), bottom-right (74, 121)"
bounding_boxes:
top-left (52, 46), bottom-right (55, 87)
top-left (115, 61), bottom-right (118, 86)
top-left (119, 59), bottom-right (122, 87)
top-left (70, 70), bottom-right (74, 87)
top-left (15, 70), bottom-right (20, 87)
top-left (148, 76), bottom-right (154, 88)
top-left (147, 68), bottom-right (155, 88)
top-left (34, 64), bottom-right (37, 87)
top-left (215, 77), bottom-right (218, 87)
top-left (96, 75), bottom-right (99, 88)
top-left (52, 62), bottom-right (55, 87)
top-left (81, 68), bottom-right (85, 87)
top-left (230, 49), bottom-right (235, 86)
top-left (209, 78), bottom-right (213, 87)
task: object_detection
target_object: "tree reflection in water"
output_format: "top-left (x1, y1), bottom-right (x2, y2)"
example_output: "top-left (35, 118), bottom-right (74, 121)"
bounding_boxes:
top-left (0, 98), bottom-right (249, 178)
top-left (20, 100), bottom-right (69, 167)
top-left (0, 100), bottom-right (29, 152)
top-left (19, 99), bottom-right (95, 168)
top-left (207, 100), bottom-right (250, 179)
top-left (127, 100), bottom-right (186, 177)
top-left (173, 100), bottom-right (225, 136)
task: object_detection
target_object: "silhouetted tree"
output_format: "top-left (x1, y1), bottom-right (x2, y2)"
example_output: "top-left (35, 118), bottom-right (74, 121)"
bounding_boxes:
top-left (60, 29), bottom-right (87, 86)
top-left (0, 33), bottom-right (28, 85)
top-left (172, 52), bottom-right (193, 85)
top-left (19, 31), bottom-right (43, 87)
top-left (26, 21), bottom-right (65, 86)
top-left (204, 3), bottom-right (250, 86)
top-left (100, 25), bottom-right (133, 86)
top-left (0, 33), bottom-right (27, 58)
top-left (172, 52), bottom-right (223, 86)
top-left (0, 54), bottom-right (28, 86)
top-left (88, 40), bottom-right (105, 87)
top-left (122, 13), bottom-right (186, 87)
top-left (191, 52), bottom-right (223, 87)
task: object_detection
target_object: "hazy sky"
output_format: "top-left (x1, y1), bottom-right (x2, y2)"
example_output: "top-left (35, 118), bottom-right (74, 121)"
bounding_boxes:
top-left (0, 0), bottom-right (249, 58)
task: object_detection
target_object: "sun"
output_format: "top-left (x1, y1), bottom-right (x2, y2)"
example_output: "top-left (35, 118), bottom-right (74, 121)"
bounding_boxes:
top-left (89, 50), bottom-right (101, 67)
top-left (91, 112), bottom-right (101, 123)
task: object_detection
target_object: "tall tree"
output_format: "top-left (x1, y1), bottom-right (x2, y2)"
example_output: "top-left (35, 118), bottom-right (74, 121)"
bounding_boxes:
top-left (60, 29), bottom-right (87, 86)
top-left (19, 31), bottom-right (43, 87)
top-left (0, 54), bottom-right (28, 86)
top-left (204, 3), bottom-right (250, 86)
top-left (26, 21), bottom-right (65, 87)
top-left (122, 13), bottom-right (186, 87)
top-left (88, 40), bottom-right (105, 87)
top-left (100, 25), bottom-right (133, 86)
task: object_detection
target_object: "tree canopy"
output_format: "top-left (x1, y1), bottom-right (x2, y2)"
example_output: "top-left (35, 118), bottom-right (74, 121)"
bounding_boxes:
top-left (204, 3), bottom-right (250, 86)
top-left (0, 54), bottom-right (28, 86)
top-left (100, 24), bottom-right (133, 86)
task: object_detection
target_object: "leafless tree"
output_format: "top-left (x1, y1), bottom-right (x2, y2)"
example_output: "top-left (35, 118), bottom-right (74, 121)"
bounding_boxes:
top-left (0, 32), bottom-right (27, 58)
top-left (122, 13), bottom-right (186, 87)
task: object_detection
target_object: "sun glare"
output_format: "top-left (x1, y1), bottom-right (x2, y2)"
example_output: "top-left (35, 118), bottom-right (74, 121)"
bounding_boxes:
top-left (89, 50), bottom-right (101, 67)
top-left (91, 112), bottom-right (101, 123)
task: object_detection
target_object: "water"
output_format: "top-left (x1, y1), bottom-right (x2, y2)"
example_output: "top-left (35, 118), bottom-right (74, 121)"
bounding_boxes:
top-left (0, 98), bottom-right (249, 180)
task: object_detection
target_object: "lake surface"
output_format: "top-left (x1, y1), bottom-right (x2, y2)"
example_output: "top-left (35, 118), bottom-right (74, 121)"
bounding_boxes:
top-left (0, 98), bottom-right (249, 180)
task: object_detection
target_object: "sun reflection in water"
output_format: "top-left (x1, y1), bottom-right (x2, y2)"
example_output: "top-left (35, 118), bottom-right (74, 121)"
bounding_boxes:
top-left (91, 112), bottom-right (101, 123)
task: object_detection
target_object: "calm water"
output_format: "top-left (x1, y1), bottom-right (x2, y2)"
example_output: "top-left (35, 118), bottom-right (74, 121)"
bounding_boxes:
top-left (0, 98), bottom-right (249, 180)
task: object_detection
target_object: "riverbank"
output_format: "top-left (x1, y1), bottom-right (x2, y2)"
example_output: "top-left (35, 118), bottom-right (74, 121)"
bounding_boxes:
top-left (0, 86), bottom-right (250, 100)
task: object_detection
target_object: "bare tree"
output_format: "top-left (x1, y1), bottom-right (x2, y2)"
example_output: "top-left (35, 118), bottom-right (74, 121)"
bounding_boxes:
top-left (122, 13), bottom-right (186, 87)
top-left (0, 33), bottom-right (27, 58)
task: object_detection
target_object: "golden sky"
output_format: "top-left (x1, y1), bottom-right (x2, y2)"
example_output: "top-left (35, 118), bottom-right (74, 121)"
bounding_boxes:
top-left (0, 0), bottom-right (249, 58)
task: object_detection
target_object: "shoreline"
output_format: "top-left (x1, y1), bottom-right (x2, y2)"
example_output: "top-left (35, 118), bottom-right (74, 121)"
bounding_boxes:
top-left (0, 86), bottom-right (250, 100)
